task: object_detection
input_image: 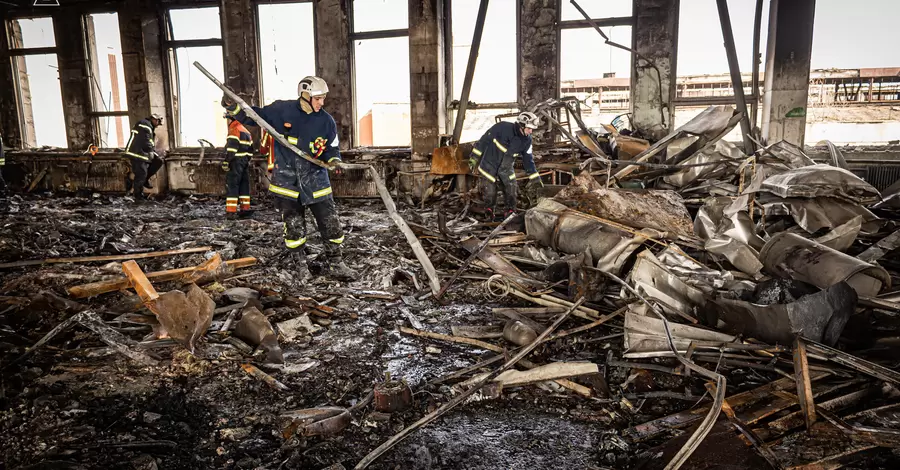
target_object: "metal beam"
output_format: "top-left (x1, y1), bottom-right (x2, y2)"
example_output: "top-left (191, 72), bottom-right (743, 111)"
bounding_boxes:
top-left (558, 16), bottom-right (634, 30)
top-left (163, 38), bottom-right (224, 49)
top-left (751, 0), bottom-right (764, 129)
top-left (349, 28), bottom-right (409, 40)
top-left (451, 0), bottom-right (489, 144)
top-left (716, 0), bottom-right (754, 154)
top-left (7, 46), bottom-right (57, 56)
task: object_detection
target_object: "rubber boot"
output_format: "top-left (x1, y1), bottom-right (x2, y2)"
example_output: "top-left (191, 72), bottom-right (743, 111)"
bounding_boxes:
top-left (290, 250), bottom-right (313, 282)
top-left (225, 212), bottom-right (239, 220)
top-left (326, 256), bottom-right (356, 281)
top-left (238, 210), bottom-right (255, 219)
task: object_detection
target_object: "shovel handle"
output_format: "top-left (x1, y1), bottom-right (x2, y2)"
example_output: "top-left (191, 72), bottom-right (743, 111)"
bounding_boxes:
top-left (122, 260), bottom-right (160, 304)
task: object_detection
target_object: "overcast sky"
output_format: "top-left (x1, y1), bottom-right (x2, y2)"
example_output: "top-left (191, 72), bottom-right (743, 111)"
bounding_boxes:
top-left (12, 0), bottom-right (900, 147)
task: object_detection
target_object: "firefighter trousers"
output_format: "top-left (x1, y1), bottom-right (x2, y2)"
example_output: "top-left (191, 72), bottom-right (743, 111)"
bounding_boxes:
top-left (279, 198), bottom-right (345, 258)
top-left (225, 157), bottom-right (251, 212)
top-left (480, 154), bottom-right (517, 213)
top-left (130, 155), bottom-right (163, 199)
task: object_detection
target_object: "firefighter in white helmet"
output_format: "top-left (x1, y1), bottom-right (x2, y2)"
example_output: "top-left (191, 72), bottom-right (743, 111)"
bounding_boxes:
top-left (222, 76), bottom-right (353, 281)
top-left (468, 111), bottom-right (543, 220)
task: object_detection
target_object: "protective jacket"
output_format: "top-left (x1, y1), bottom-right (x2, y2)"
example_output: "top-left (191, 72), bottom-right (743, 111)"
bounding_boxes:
top-left (225, 120), bottom-right (253, 161)
top-left (472, 121), bottom-right (539, 183)
top-left (230, 100), bottom-right (340, 205)
top-left (124, 119), bottom-right (156, 161)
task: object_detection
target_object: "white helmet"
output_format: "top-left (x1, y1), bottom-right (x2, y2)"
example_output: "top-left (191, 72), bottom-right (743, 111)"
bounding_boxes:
top-left (298, 76), bottom-right (329, 97)
top-left (517, 111), bottom-right (540, 129)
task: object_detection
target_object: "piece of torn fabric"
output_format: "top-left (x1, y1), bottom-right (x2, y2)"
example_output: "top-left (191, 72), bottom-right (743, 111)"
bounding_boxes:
top-left (712, 281), bottom-right (856, 346)
top-left (760, 196), bottom-right (879, 234)
top-left (623, 309), bottom-right (737, 358)
top-left (525, 199), bottom-right (659, 275)
top-left (664, 139), bottom-right (745, 188)
top-left (756, 164), bottom-right (881, 204)
top-left (760, 232), bottom-right (892, 298)
top-left (628, 250), bottom-right (707, 319)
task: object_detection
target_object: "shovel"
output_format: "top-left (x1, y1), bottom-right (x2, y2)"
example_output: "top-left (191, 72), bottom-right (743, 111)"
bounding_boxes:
top-left (122, 260), bottom-right (214, 353)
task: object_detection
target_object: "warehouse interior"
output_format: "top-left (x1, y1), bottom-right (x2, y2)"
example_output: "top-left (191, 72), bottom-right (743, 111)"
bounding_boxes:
top-left (1, 1), bottom-right (900, 469)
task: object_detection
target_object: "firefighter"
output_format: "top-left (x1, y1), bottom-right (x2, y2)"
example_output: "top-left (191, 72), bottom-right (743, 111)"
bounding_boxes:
top-left (469, 111), bottom-right (543, 220)
top-left (221, 76), bottom-right (354, 281)
top-left (124, 113), bottom-right (164, 202)
top-left (222, 113), bottom-right (254, 219)
top-left (0, 133), bottom-right (7, 195)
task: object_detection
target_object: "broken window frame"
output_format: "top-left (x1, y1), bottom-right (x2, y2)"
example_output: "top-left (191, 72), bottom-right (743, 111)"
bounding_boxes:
top-left (348, 0), bottom-right (411, 147)
top-left (448, 0), bottom-right (520, 112)
top-left (4, 15), bottom-right (66, 149)
top-left (555, 10), bottom-right (634, 139)
top-left (162, 5), bottom-right (226, 148)
top-left (83, 12), bottom-right (130, 149)
top-left (255, 0), bottom-right (317, 105)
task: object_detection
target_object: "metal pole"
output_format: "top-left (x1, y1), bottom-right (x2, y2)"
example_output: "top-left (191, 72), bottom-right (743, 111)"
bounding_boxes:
top-left (716, 0), bottom-right (755, 154)
top-left (451, 0), bottom-right (489, 144)
top-left (751, 0), bottom-right (763, 130)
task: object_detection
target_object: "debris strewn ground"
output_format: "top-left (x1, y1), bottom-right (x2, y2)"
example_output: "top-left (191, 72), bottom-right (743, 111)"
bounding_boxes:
top-left (2, 105), bottom-right (900, 469)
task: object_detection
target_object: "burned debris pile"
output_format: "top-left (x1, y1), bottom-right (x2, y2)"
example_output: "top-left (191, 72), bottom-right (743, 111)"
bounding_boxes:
top-left (2, 105), bottom-right (900, 469)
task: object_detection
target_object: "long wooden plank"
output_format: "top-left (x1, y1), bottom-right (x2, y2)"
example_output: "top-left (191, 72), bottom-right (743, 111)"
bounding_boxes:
top-left (794, 337), bottom-right (817, 429)
top-left (0, 246), bottom-right (212, 269)
top-left (67, 257), bottom-right (257, 298)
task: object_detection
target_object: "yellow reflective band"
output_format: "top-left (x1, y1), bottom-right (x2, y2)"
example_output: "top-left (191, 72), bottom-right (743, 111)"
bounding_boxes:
top-left (226, 148), bottom-right (238, 152)
top-left (287, 136), bottom-right (298, 145)
top-left (493, 139), bottom-right (507, 153)
top-left (312, 187), bottom-right (332, 198)
top-left (239, 140), bottom-right (252, 145)
top-left (267, 164), bottom-right (275, 171)
top-left (226, 135), bottom-right (240, 141)
top-left (228, 104), bottom-right (241, 116)
top-left (138, 124), bottom-right (153, 132)
top-left (285, 238), bottom-right (307, 248)
top-left (513, 153), bottom-right (520, 157)
top-left (327, 157), bottom-right (339, 163)
top-left (239, 197), bottom-right (250, 201)
top-left (269, 184), bottom-right (300, 199)
top-left (236, 152), bottom-right (253, 157)
top-left (328, 235), bottom-right (345, 244)
top-left (508, 173), bottom-right (517, 180)
top-left (226, 203), bottom-right (238, 208)
top-left (472, 148), bottom-right (482, 156)
top-left (125, 152), bottom-right (149, 161)
top-left (528, 172), bottom-right (540, 180)
top-left (226, 197), bottom-right (239, 202)
top-left (478, 166), bottom-right (496, 183)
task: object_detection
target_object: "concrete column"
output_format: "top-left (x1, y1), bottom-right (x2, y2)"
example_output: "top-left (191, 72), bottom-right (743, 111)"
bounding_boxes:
top-left (119, 0), bottom-right (171, 151)
top-left (0, 22), bottom-right (24, 148)
top-left (314, 0), bottom-right (353, 150)
top-left (761, 0), bottom-right (816, 147)
top-left (408, 0), bottom-right (446, 158)
top-left (220, 0), bottom-right (260, 106)
top-left (632, 0), bottom-right (678, 141)
top-left (520, 0), bottom-right (558, 108)
top-left (53, 13), bottom-right (94, 150)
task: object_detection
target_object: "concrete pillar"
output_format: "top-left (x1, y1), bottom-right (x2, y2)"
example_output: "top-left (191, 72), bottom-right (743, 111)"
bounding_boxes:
top-left (408, 0), bottom-right (446, 158)
top-left (221, 0), bottom-right (260, 106)
top-left (119, 0), bottom-right (171, 151)
top-left (314, 0), bottom-right (353, 150)
top-left (0, 23), bottom-right (24, 148)
top-left (761, 0), bottom-right (816, 147)
top-left (632, 0), bottom-right (678, 141)
top-left (520, 0), bottom-right (558, 108)
top-left (53, 13), bottom-right (94, 150)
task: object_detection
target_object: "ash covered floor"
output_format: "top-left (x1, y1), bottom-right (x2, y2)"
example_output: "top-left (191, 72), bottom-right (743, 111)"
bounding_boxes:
top-left (0, 194), bottom-right (630, 470)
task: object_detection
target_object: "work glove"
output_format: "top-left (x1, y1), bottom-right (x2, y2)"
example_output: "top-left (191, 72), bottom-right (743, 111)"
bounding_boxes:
top-left (526, 176), bottom-right (544, 190)
top-left (221, 160), bottom-right (230, 172)
top-left (525, 176), bottom-right (543, 205)
top-left (468, 156), bottom-right (477, 172)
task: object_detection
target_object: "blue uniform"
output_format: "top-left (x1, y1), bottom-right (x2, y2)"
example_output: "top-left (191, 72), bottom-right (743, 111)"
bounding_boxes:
top-left (229, 100), bottom-right (341, 206)
top-left (471, 121), bottom-right (539, 214)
